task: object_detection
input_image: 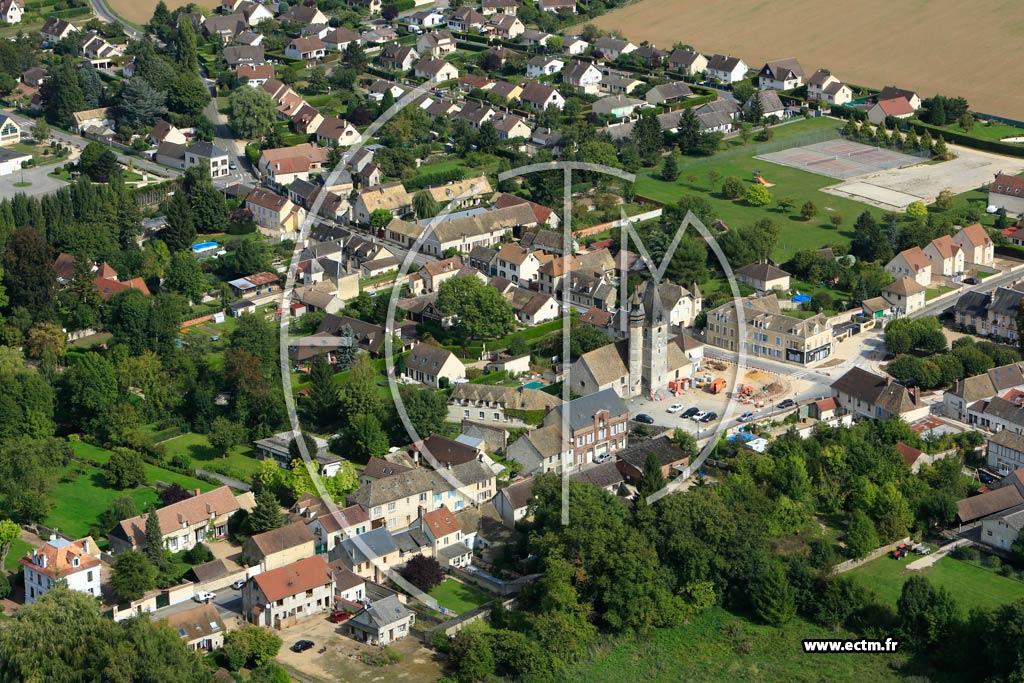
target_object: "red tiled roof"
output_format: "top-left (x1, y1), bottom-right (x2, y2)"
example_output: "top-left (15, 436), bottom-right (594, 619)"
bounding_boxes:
top-left (895, 442), bottom-right (924, 466)
top-left (251, 555), bottom-right (332, 602)
top-left (422, 505), bottom-right (460, 539)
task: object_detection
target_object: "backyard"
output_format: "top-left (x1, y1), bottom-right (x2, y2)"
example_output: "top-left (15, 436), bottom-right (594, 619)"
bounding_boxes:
top-left (45, 441), bottom-right (217, 541)
top-left (161, 432), bottom-right (263, 482)
top-left (847, 553), bottom-right (1024, 612)
top-left (634, 119), bottom-right (886, 261)
top-left (427, 578), bottom-right (491, 614)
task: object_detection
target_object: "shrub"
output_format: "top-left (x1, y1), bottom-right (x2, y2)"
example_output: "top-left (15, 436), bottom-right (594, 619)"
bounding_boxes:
top-left (744, 183), bottom-right (772, 207)
top-left (721, 175), bottom-right (745, 199)
top-left (359, 646), bottom-right (401, 666)
top-left (183, 542), bottom-right (214, 565)
top-left (400, 555), bottom-right (444, 591)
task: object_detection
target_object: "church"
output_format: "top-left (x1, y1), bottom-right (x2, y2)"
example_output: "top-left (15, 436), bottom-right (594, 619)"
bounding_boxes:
top-left (570, 281), bottom-right (703, 399)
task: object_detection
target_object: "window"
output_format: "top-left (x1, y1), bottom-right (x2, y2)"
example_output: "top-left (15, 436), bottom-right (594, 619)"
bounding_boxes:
top-left (387, 502), bottom-right (396, 512)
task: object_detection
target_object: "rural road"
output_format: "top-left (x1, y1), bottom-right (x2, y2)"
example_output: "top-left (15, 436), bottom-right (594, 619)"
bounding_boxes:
top-left (88, 0), bottom-right (143, 39)
top-left (5, 112), bottom-right (179, 180)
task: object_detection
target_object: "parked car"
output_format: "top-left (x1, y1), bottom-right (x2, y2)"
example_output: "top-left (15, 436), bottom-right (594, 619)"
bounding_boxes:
top-left (738, 411), bottom-right (755, 422)
top-left (691, 410), bottom-right (708, 421)
top-left (231, 579), bottom-right (246, 590)
top-left (700, 411), bottom-right (718, 423)
top-left (193, 592), bottom-right (216, 603)
top-left (229, 161), bottom-right (237, 170)
top-left (634, 413), bottom-right (655, 424)
top-left (964, 277), bottom-right (980, 285)
top-left (291, 640), bottom-right (315, 653)
top-left (777, 399), bottom-right (797, 410)
top-left (667, 403), bottom-right (685, 413)
top-left (682, 407), bottom-right (700, 419)
top-left (913, 544), bottom-right (932, 555)
top-left (328, 611), bottom-right (351, 623)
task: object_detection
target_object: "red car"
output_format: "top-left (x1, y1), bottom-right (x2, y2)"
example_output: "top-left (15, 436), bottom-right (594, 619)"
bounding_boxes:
top-left (328, 611), bottom-right (351, 623)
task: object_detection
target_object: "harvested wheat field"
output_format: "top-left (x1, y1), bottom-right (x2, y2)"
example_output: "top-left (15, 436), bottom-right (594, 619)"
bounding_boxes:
top-left (107, 0), bottom-right (215, 25)
top-left (585, 0), bottom-right (1024, 119)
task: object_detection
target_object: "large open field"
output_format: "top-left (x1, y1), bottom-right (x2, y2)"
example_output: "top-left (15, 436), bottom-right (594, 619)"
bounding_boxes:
top-left (586, 0), bottom-right (1024, 119)
top-left (106, 0), bottom-right (214, 25)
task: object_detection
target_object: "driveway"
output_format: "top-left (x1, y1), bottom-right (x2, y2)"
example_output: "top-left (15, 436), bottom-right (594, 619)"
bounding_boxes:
top-left (151, 583), bottom-right (246, 627)
top-left (0, 164), bottom-right (68, 197)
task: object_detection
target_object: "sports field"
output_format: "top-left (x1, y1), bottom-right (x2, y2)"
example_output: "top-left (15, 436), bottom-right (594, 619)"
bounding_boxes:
top-left (757, 140), bottom-right (922, 180)
top-left (586, 0), bottom-right (1024, 118)
top-left (107, 0), bottom-right (214, 25)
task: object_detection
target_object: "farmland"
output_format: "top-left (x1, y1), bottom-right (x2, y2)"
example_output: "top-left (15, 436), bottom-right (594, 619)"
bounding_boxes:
top-left (106, 0), bottom-right (215, 25)
top-left (586, 0), bottom-right (1024, 119)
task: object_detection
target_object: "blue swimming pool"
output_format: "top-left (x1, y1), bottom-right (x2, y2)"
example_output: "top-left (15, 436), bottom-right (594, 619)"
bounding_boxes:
top-left (191, 241), bottom-right (219, 252)
top-left (523, 381), bottom-right (545, 390)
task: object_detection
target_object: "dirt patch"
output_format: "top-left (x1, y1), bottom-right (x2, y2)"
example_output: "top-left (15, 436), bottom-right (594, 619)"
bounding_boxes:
top-left (107, 0), bottom-right (215, 25)
top-left (584, 0), bottom-right (1024, 118)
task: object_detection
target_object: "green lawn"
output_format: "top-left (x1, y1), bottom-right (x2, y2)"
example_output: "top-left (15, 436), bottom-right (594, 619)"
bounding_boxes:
top-left (11, 141), bottom-right (67, 167)
top-left (937, 120), bottom-right (1024, 143)
top-left (4, 538), bottom-right (33, 572)
top-left (46, 459), bottom-right (160, 540)
top-left (848, 553), bottom-right (1024, 612)
top-left (428, 578), bottom-right (491, 614)
top-left (70, 441), bottom-right (217, 492)
top-left (925, 285), bottom-right (955, 301)
top-left (566, 607), bottom-right (909, 683)
top-left (635, 119), bottom-right (888, 261)
top-left (161, 432), bottom-right (263, 481)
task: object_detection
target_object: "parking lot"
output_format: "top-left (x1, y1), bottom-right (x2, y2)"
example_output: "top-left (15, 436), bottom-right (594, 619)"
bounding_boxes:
top-left (275, 610), bottom-right (443, 683)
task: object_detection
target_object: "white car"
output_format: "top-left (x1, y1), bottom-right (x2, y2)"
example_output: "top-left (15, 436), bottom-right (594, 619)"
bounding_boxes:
top-left (667, 403), bottom-right (684, 413)
top-left (193, 591), bottom-right (216, 603)
top-left (691, 410), bottom-right (708, 422)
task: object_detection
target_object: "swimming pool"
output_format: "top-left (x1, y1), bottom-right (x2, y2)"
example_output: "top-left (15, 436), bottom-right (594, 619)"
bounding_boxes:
top-left (523, 381), bottom-right (545, 390)
top-left (191, 241), bottom-right (219, 252)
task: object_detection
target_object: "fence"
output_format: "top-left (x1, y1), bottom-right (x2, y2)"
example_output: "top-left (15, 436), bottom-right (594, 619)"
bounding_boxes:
top-left (832, 536), bottom-right (912, 574)
top-left (425, 597), bottom-right (518, 640)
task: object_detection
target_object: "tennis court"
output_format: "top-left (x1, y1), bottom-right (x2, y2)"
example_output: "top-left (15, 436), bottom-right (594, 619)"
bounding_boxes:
top-left (756, 140), bottom-right (924, 180)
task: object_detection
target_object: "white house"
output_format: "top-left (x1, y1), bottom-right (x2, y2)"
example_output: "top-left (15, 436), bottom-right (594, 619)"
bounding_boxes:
top-left (242, 555), bottom-right (335, 628)
top-left (705, 54), bottom-right (748, 83)
top-left (757, 58), bottom-right (804, 90)
top-left (953, 223), bottom-right (995, 267)
top-left (885, 246), bottom-right (932, 287)
top-left (526, 55), bottom-right (564, 78)
top-left (923, 235), bottom-right (965, 277)
top-left (1, 0), bottom-right (23, 24)
top-left (285, 36), bottom-right (325, 62)
top-left (806, 70), bottom-right (853, 105)
top-left (0, 114), bottom-right (21, 146)
top-left (20, 535), bottom-right (102, 604)
top-left (0, 147), bottom-right (33, 176)
top-left (563, 37), bottom-right (588, 56)
top-left (405, 342), bottom-right (466, 387)
top-left (562, 60), bottom-right (602, 95)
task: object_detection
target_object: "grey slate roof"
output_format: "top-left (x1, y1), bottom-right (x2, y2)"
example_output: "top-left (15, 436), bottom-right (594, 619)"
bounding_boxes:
top-left (547, 387), bottom-right (628, 431)
top-left (348, 594), bottom-right (412, 630)
top-left (338, 527), bottom-right (396, 564)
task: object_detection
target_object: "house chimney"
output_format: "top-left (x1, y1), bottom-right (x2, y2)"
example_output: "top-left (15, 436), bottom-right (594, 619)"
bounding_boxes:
top-left (193, 488), bottom-right (201, 497)
top-left (82, 539), bottom-right (90, 554)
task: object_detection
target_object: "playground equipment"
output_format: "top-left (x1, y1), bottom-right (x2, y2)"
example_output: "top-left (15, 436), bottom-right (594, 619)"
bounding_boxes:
top-left (752, 170), bottom-right (775, 187)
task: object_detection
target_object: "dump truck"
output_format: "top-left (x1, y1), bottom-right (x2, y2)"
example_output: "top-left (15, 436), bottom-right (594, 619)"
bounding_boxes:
top-left (707, 378), bottom-right (727, 394)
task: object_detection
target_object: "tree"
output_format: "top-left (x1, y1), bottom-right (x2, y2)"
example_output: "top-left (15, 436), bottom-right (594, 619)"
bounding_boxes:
top-left (401, 554), bottom-right (445, 591)
top-left (223, 624), bottom-right (283, 670)
top-left (676, 107), bottom-right (701, 154)
top-left (958, 112), bottom-right (975, 132)
top-left (248, 487), bottom-right (285, 534)
top-left (341, 354), bottom-right (383, 421)
top-left (183, 165), bottom-right (228, 235)
top-left (229, 87), bottom-right (277, 140)
top-left (845, 509), bottom-right (879, 558)
top-left (164, 252), bottom-right (207, 303)
top-left (0, 587), bottom-right (212, 682)
top-left (78, 142), bottom-right (121, 183)
top-left (208, 416), bottom-right (246, 457)
top-left (41, 59), bottom-right (85, 127)
top-left (342, 40), bottom-right (368, 71)
top-left (437, 276), bottom-right (515, 339)
top-left (932, 136), bottom-right (950, 160)
top-left (167, 73), bottom-right (211, 119)
top-left (31, 121), bottom-right (50, 142)
top-left (400, 386), bottom-right (448, 439)
top-left (744, 183), bottom-right (772, 207)
top-left (721, 175), bottom-right (745, 199)
top-left (631, 113), bottom-right (664, 166)
top-left (897, 575), bottom-right (958, 649)
top-left (413, 190), bottom-right (440, 219)
top-left (161, 189), bottom-right (196, 252)
top-left (800, 201), bottom-right (818, 221)
top-left (369, 208), bottom-right (392, 230)
top-left (104, 448), bottom-right (146, 489)
top-left (24, 322), bottom-right (65, 361)
top-left (0, 518), bottom-right (19, 567)
top-left (111, 550), bottom-right (157, 601)
top-left (307, 355), bottom-right (340, 428)
top-left (176, 20), bottom-right (199, 74)
top-left (341, 413), bottom-right (389, 462)
top-left (744, 92), bottom-right (764, 124)
top-left (661, 153), bottom-right (679, 181)
top-left (143, 505), bottom-right (168, 571)
top-left (3, 227), bottom-right (55, 321)
top-left (906, 201), bottom-right (928, 218)
top-left (158, 484), bottom-right (192, 507)
top-left (751, 559), bottom-right (796, 625)
top-left (61, 353), bottom-right (118, 436)
top-left (117, 77), bottom-right (167, 128)
top-left (637, 451), bottom-right (666, 499)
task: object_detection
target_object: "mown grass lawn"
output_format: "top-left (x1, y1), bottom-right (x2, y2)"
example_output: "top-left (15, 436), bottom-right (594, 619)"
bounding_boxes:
top-left (566, 607), bottom-right (909, 683)
top-left (4, 538), bottom-right (33, 572)
top-left (634, 119), bottom-right (889, 262)
top-left (428, 578), bottom-right (491, 614)
top-left (161, 432), bottom-right (263, 481)
top-left (70, 441), bottom-right (217, 492)
top-left (847, 554), bottom-right (1024, 612)
top-left (46, 460), bottom-right (160, 540)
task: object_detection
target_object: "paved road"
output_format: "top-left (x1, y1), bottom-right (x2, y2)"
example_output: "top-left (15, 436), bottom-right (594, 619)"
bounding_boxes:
top-left (88, 0), bottom-right (143, 39)
top-left (5, 112), bottom-right (179, 180)
top-left (201, 81), bottom-right (258, 188)
top-left (151, 584), bottom-right (245, 624)
top-left (910, 265), bottom-right (1024, 320)
top-left (0, 163), bottom-right (69, 197)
